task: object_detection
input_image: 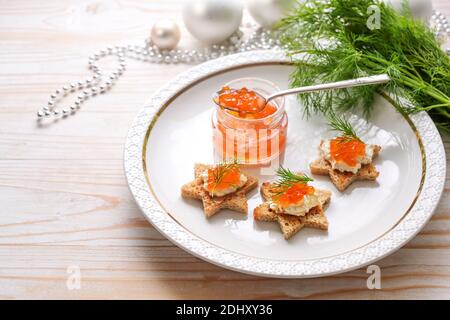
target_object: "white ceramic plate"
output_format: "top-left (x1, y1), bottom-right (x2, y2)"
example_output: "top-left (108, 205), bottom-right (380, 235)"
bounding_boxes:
top-left (124, 51), bottom-right (446, 278)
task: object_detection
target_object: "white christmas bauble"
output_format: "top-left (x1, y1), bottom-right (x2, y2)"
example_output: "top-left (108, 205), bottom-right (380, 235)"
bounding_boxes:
top-left (384, 0), bottom-right (433, 21)
top-left (151, 20), bottom-right (180, 50)
top-left (182, 0), bottom-right (243, 44)
top-left (247, 0), bottom-right (296, 28)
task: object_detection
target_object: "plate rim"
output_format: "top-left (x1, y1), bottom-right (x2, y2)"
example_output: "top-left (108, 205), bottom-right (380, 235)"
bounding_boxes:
top-left (124, 50), bottom-right (446, 278)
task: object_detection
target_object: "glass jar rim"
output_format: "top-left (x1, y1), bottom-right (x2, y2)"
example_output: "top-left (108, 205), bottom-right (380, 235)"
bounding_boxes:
top-left (216, 77), bottom-right (286, 123)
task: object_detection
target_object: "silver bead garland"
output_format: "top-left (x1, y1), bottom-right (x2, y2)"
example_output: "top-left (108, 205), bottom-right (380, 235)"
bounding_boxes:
top-left (37, 12), bottom-right (450, 120)
top-left (432, 10), bottom-right (450, 54)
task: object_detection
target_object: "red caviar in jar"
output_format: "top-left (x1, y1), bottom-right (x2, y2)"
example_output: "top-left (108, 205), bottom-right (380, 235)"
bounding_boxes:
top-left (330, 137), bottom-right (366, 167)
top-left (218, 86), bottom-right (277, 119)
top-left (275, 183), bottom-right (315, 208)
top-left (212, 82), bottom-right (288, 165)
top-left (206, 166), bottom-right (241, 193)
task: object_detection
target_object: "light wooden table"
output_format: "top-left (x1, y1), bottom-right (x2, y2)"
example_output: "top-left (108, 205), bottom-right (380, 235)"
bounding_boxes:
top-left (0, 0), bottom-right (448, 300)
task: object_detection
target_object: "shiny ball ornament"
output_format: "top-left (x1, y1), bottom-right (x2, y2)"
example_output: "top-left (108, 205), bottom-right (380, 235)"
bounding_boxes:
top-left (182, 0), bottom-right (243, 44)
top-left (150, 20), bottom-right (181, 50)
top-left (247, 0), bottom-right (296, 28)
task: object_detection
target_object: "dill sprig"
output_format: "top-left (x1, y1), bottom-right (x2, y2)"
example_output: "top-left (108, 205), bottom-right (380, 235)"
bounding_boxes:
top-left (277, 0), bottom-right (450, 132)
top-left (210, 159), bottom-right (240, 195)
top-left (327, 112), bottom-right (361, 141)
top-left (272, 167), bottom-right (313, 200)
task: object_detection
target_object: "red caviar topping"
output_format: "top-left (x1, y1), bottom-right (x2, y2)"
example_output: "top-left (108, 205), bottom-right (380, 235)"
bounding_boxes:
top-left (218, 86), bottom-right (277, 119)
top-left (330, 137), bottom-right (366, 167)
top-left (275, 183), bottom-right (315, 208)
top-left (206, 165), bottom-right (241, 193)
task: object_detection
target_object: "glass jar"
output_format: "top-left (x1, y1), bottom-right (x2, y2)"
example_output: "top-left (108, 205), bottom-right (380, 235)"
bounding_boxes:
top-left (212, 77), bottom-right (288, 165)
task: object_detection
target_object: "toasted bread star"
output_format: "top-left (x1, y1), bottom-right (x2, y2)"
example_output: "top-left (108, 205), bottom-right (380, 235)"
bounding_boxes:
top-left (254, 182), bottom-right (331, 240)
top-left (181, 163), bottom-right (258, 217)
top-left (310, 141), bottom-right (381, 191)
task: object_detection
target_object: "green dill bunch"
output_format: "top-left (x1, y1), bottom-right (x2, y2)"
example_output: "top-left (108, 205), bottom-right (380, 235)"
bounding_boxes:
top-left (278, 0), bottom-right (450, 131)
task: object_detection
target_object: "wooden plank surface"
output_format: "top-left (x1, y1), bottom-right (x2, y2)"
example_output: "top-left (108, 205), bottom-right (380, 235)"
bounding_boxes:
top-left (0, 0), bottom-right (449, 299)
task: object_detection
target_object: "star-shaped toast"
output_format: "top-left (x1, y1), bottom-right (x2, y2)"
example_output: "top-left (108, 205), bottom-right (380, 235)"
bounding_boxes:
top-left (181, 163), bottom-right (258, 217)
top-left (254, 182), bottom-right (331, 240)
top-left (310, 141), bottom-right (381, 191)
